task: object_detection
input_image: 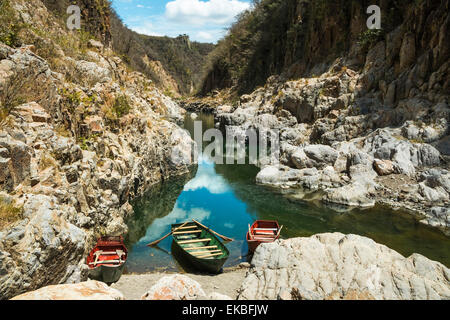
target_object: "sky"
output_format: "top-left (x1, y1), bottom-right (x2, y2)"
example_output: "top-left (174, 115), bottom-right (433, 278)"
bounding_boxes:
top-left (111, 0), bottom-right (252, 43)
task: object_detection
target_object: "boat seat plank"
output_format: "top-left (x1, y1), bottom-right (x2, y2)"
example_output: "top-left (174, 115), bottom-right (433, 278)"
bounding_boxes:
top-left (173, 230), bottom-right (202, 235)
top-left (254, 228), bottom-right (278, 231)
top-left (197, 252), bottom-right (223, 259)
top-left (185, 245), bottom-right (218, 251)
top-left (190, 249), bottom-right (222, 255)
top-left (89, 260), bottom-right (121, 265)
top-left (95, 251), bottom-right (118, 255)
top-left (176, 235), bottom-right (197, 239)
top-left (95, 250), bottom-right (125, 256)
top-left (178, 238), bottom-right (211, 244)
top-left (177, 225), bottom-right (197, 230)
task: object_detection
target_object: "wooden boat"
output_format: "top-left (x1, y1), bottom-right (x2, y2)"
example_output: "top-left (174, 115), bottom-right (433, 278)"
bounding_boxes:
top-left (246, 220), bottom-right (282, 252)
top-left (86, 236), bottom-right (127, 284)
top-left (171, 221), bottom-right (229, 274)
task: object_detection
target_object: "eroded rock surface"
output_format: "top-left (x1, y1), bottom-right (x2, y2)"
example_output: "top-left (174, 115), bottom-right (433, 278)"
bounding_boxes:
top-left (141, 274), bottom-right (206, 300)
top-left (0, 0), bottom-right (196, 300)
top-left (10, 280), bottom-right (124, 300)
top-left (238, 233), bottom-right (450, 300)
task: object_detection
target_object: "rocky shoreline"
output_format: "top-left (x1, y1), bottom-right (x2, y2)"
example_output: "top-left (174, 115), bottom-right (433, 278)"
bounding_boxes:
top-left (199, 55), bottom-right (450, 234)
top-left (185, 0), bottom-right (450, 234)
top-left (10, 233), bottom-right (450, 300)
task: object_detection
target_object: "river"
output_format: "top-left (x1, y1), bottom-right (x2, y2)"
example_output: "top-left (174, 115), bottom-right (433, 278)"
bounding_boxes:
top-left (123, 112), bottom-right (450, 274)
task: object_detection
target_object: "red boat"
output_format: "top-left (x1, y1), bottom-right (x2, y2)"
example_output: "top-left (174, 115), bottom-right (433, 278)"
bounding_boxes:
top-left (246, 220), bottom-right (282, 253)
top-left (86, 236), bottom-right (128, 284)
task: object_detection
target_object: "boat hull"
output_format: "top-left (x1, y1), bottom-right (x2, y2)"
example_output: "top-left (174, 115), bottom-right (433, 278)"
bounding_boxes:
top-left (246, 220), bottom-right (280, 253)
top-left (88, 263), bottom-right (126, 284)
top-left (86, 236), bottom-right (128, 285)
top-left (171, 222), bottom-right (229, 274)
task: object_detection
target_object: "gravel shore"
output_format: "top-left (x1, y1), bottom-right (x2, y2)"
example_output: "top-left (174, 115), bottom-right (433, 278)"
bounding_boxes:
top-left (111, 267), bottom-right (247, 300)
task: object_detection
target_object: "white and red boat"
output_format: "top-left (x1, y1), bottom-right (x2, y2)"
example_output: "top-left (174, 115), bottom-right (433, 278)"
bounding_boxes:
top-left (246, 220), bottom-right (282, 253)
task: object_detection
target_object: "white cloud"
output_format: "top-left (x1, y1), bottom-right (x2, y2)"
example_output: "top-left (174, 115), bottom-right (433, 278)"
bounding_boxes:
top-left (196, 31), bottom-right (213, 41)
top-left (183, 155), bottom-right (230, 194)
top-left (131, 21), bottom-right (164, 36)
top-left (118, 0), bottom-right (250, 42)
top-left (165, 0), bottom-right (250, 26)
top-left (142, 205), bottom-right (211, 241)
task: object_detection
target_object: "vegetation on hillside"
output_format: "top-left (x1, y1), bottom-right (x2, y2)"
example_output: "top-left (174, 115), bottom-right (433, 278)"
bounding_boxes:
top-left (0, 0), bottom-right (23, 47)
top-left (200, 0), bottom-right (415, 95)
top-left (110, 10), bottom-right (214, 95)
top-left (36, 1), bottom-right (214, 96)
top-left (0, 196), bottom-right (23, 229)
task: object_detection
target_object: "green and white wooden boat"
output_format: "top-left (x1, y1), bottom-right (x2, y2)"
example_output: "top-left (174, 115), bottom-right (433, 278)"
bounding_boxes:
top-left (171, 221), bottom-right (229, 274)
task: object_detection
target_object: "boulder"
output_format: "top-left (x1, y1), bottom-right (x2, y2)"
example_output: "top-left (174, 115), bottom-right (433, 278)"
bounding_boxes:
top-left (418, 183), bottom-right (448, 203)
top-left (420, 207), bottom-right (450, 229)
top-left (373, 159), bottom-right (395, 176)
top-left (0, 135), bottom-right (32, 187)
top-left (363, 129), bottom-right (441, 176)
top-left (256, 165), bottom-right (301, 188)
top-left (0, 194), bottom-right (87, 299)
top-left (323, 183), bottom-right (375, 208)
top-left (292, 145), bottom-right (338, 169)
top-left (11, 280), bottom-right (124, 300)
top-left (170, 128), bottom-right (196, 167)
top-left (75, 60), bottom-right (111, 85)
top-left (238, 233), bottom-right (450, 300)
top-left (14, 102), bottom-right (51, 123)
top-left (141, 275), bottom-right (206, 300)
top-left (303, 145), bottom-right (338, 167)
top-left (87, 39), bottom-right (104, 51)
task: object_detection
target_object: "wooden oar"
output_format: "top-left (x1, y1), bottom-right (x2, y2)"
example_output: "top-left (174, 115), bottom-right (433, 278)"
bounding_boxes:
top-left (192, 219), bottom-right (234, 242)
top-left (147, 221), bottom-right (190, 247)
top-left (276, 225), bottom-right (284, 239)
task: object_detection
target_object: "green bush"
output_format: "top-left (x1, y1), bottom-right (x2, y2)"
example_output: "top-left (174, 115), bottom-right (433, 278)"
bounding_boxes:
top-left (112, 95), bottom-right (131, 117)
top-left (357, 29), bottom-right (385, 50)
top-left (0, 0), bottom-right (22, 47)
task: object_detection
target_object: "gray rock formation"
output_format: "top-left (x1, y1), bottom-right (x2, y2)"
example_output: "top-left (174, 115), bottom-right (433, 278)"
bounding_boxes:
top-left (238, 233), bottom-right (450, 300)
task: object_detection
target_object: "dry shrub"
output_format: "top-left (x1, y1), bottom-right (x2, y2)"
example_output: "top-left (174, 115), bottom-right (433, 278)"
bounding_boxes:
top-left (0, 196), bottom-right (23, 229)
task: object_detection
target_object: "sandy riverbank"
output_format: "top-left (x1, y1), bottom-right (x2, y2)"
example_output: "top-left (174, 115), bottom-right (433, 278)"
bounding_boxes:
top-left (111, 267), bottom-right (248, 300)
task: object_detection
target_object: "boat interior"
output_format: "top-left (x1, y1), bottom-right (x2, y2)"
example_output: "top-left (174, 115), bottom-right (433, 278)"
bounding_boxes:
top-left (248, 221), bottom-right (280, 241)
top-left (87, 238), bottom-right (128, 268)
top-left (88, 248), bottom-right (126, 267)
top-left (173, 223), bottom-right (227, 260)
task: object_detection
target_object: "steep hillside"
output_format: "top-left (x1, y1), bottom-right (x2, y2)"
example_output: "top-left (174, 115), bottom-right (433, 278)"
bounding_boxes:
top-left (38, 0), bottom-right (215, 96)
top-left (110, 11), bottom-right (215, 96)
top-left (201, 0), bottom-right (448, 95)
top-left (0, 0), bottom-right (195, 299)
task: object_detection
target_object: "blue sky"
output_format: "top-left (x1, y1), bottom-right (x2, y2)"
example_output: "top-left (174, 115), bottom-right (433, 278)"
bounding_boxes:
top-left (111, 0), bottom-right (252, 43)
